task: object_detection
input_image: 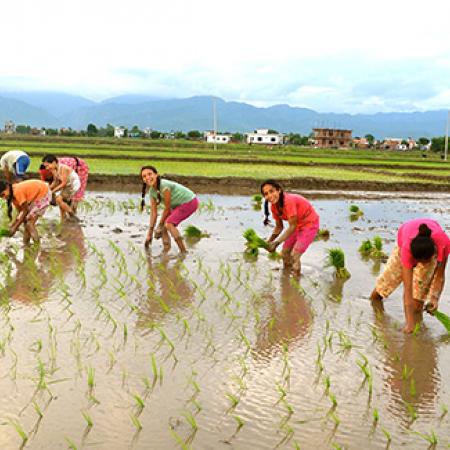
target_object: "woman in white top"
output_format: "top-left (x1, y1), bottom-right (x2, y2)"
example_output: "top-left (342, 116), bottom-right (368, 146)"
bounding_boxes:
top-left (41, 154), bottom-right (81, 222)
top-left (0, 150), bottom-right (30, 182)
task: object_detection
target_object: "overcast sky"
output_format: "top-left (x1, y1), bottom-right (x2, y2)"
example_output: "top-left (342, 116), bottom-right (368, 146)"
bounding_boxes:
top-left (1, 0), bottom-right (449, 113)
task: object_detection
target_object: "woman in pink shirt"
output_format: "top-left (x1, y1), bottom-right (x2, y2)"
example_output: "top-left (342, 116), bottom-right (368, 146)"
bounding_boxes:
top-left (370, 219), bottom-right (450, 333)
top-left (261, 180), bottom-right (319, 276)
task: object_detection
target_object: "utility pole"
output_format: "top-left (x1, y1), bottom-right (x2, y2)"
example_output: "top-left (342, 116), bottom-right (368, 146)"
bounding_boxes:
top-left (445, 110), bottom-right (449, 161)
top-left (213, 98), bottom-right (217, 152)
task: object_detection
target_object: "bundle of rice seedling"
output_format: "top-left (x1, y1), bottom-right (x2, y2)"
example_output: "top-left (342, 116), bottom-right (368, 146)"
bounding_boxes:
top-left (326, 248), bottom-right (351, 280)
top-left (252, 194), bottom-right (263, 203)
top-left (371, 236), bottom-right (387, 259)
top-left (243, 228), bottom-right (269, 250)
top-left (433, 311), bottom-right (450, 334)
top-left (316, 228), bottom-right (330, 241)
top-left (359, 236), bottom-right (387, 259)
top-left (359, 239), bottom-right (373, 255)
top-left (349, 204), bottom-right (364, 220)
top-left (0, 228), bottom-right (10, 238)
top-left (184, 225), bottom-right (209, 239)
top-left (425, 302), bottom-right (450, 334)
top-left (243, 228), bottom-right (280, 259)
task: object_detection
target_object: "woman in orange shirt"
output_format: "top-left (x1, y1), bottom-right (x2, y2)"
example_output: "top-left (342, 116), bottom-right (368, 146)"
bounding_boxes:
top-left (0, 179), bottom-right (52, 244)
top-left (261, 179), bottom-right (320, 276)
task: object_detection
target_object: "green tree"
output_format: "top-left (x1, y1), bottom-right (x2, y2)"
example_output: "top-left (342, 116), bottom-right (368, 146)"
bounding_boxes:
top-left (231, 132), bottom-right (244, 142)
top-left (268, 129), bottom-right (279, 134)
top-left (16, 125), bottom-right (31, 134)
top-left (431, 137), bottom-right (446, 153)
top-left (174, 131), bottom-right (186, 139)
top-left (418, 137), bottom-right (430, 146)
top-left (86, 123), bottom-right (98, 136)
top-left (150, 130), bottom-right (161, 139)
top-left (364, 134), bottom-right (375, 146)
top-left (187, 130), bottom-right (202, 139)
top-left (288, 133), bottom-right (309, 146)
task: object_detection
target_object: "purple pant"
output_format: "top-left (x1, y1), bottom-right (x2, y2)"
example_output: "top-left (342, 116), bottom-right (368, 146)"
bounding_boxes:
top-left (283, 221), bottom-right (319, 254)
top-left (166, 197), bottom-right (199, 226)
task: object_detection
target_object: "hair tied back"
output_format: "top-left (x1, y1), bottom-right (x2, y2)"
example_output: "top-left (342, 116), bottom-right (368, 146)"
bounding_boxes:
top-left (418, 223), bottom-right (432, 238)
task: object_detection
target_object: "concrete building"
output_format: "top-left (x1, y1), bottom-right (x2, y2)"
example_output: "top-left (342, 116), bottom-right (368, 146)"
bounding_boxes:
top-left (114, 126), bottom-right (126, 138)
top-left (4, 120), bottom-right (16, 134)
top-left (205, 131), bottom-right (231, 144)
top-left (246, 129), bottom-right (284, 145)
top-left (312, 128), bottom-right (352, 148)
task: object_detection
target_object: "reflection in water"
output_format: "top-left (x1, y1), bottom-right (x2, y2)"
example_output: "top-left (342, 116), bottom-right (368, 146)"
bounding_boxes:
top-left (371, 301), bottom-right (440, 424)
top-left (2, 223), bottom-right (86, 304)
top-left (255, 273), bottom-right (312, 356)
top-left (136, 253), bottom-right (194, 326)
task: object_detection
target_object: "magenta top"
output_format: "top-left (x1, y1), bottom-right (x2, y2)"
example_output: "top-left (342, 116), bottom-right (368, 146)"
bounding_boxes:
top-left (397, 218), bottom-right (450, 268)
top-left (271, 192), bottom-right (319, 229)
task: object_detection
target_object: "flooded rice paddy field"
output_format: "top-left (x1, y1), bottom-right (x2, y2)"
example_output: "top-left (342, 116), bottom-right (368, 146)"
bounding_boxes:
top-left (1, 191), bottom-right (450, 450)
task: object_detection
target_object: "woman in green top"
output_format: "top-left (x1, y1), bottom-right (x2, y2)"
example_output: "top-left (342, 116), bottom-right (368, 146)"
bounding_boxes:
top-left (140, 166), bottom-right (199, 253)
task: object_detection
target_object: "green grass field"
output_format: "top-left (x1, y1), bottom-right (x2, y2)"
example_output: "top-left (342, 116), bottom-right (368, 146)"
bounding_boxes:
top-left (2, 135), bottom-right (449, 186)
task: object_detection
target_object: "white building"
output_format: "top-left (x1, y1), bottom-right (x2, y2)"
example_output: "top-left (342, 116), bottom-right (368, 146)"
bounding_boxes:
top-left (114, 126), bottom-right (126, 138)
top-left (204, 131), bottom-right (231, 144)
top-left (246, 129), bottom-right (284, 145)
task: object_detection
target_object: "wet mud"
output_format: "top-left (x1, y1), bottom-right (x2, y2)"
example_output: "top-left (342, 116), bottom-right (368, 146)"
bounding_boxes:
top-left (0, 192), bottom-right (449, 449)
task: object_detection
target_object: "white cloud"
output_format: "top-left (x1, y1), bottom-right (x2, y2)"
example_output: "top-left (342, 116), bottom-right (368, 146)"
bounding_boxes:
top-left (1, 0), bottom-right (449, 112)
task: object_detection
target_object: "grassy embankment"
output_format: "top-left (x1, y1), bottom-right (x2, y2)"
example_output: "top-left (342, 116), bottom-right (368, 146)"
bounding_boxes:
top-left (1, 136), bottom-right (449, 187)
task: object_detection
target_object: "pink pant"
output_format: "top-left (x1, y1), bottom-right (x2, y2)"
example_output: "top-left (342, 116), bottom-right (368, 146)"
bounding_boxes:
top-left (166, 197), bottom-right (199, 226)
top-left (283, 221), bottom-right (319, 254)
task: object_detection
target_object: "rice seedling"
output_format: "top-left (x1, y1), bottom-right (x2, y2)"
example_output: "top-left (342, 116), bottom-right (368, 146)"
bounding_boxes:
top-left (133, 393), bottom-right (145, 411)
top-left (381, 427), bottom-right (391, 444)
top-left (410, 378), bottom-right (416, 397)
top-left (402, 364), bottom-right (414, 380)
top-left (33, 401), bottom-right (43, 419)
top-left (151, 353), bottom-right (158, 384)
top-left (413, 430), bottom-right (438, 447)
top-left (372, 408), bottom-right (379, 424)
top-left (328, 391), bottom-right (338, 408)
top-left (10, 420), bottom-right (28, 445)
top-left (81, 410), bottom-right (93, 428)
top-left (130, 413), bottom-right (142, 431)
top-left (65, 437), bottom-right (78, 450)
top-left (226, 392), bottom-right (240, 410)
top-left (183, 411), bottom-right (198, 432)
top-left (169, 429), bottom-right (190, 450)
top-left (405, 401), bottom-right (417, 422)
top-left (440, 403), bottom-right (448, 418)
top-left (326, 248), bottom-right (351, 280)
top-left (233, 415), bottom-right (245, 431)
top-left (87, 366), bottom-right (95, 390)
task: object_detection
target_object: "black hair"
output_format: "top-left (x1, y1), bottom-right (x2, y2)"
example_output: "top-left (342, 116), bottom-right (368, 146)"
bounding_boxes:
top-left (140, 165), bottom-right (161, 211)
top-left (42, 154), bottom-right (58, 164)
top-left (410, 223), bottom-right (435, 260)
top-left (0, 180), bottom-right (14, 220)
top-left (260, 179), bottom-right (285, 226)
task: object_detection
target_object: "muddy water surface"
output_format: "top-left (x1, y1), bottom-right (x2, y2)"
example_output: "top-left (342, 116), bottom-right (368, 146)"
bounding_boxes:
top-left (1, 192), bottom-right (450, 450)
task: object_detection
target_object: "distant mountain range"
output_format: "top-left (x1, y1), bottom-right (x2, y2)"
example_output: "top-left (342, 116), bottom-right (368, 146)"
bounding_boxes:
top-left (0, 91), bottom-right (448, 138)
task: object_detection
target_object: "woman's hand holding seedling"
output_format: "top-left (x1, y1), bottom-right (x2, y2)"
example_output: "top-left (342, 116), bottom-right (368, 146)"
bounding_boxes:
top-left (424, 298), bottom-right (439, 314)
top-left (267, 240), bottom-right (280, 253)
